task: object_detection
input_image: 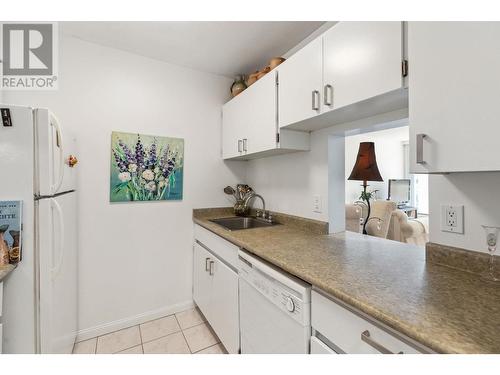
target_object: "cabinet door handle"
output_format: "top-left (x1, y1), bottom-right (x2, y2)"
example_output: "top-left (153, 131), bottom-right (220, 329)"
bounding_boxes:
top-left (361, 330), bottom-right (403, 354)
top-left (209, 260), bottom-right (215, 276)
top-left (242, 138), bottom-right (248, 152)
top-left (205, 257), bottom-right (211, 272)
top-left (312, 90), bottom-right (320, 111)
top-left (416, 134), bottom-right (427, 164)
top-left (324, 84), bottom-right (333, 106)
top-left (238, 139), bottom-right (242, 153)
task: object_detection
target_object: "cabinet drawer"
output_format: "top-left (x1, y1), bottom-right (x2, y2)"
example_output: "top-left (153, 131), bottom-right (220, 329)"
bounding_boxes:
top-left (312, 290), bottom-right (424, 354)
top-left (194, 225), bottom-right (239, 269)
top-left (310, 336), bottom-right (337, 354)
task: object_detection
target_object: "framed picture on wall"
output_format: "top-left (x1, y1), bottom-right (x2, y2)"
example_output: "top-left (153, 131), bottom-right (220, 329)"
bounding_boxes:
top-left (110, 131), bottom-right (184, 203)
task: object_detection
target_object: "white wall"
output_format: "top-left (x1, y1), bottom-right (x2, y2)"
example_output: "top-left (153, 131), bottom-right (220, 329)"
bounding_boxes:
top-left (3, 36), bottom-right (246, 336)
top-left (429, 173), bottom-right (500, 253)
top-left (245, 127), bottom-right (330, 222)
top-left (345, 126), bottom-right (409, 203)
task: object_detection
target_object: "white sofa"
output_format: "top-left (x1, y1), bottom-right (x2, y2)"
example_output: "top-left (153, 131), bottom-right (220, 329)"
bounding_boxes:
top-left (345, 201), bottom-right (428, 246)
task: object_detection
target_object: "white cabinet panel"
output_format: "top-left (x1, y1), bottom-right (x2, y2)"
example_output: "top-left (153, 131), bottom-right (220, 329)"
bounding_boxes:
top-left (310, 336), bottom-right (337, 354)
top-left (193, 243), bottom-right (213, 320)
top-left (312, 291), bottom-right (425, 354)
top-left (222, 71), bottom-right (309, 160)
top-left (409, 22), bottom-right (500, 173)
top-left (222, 93), bottom-right (246, 159)
top-left (278, 37), bottom-right (323, 128)
top-left (245, 72), bottom-right (278, 155)
top-left (323, 22), bottom-right (403, 112)
top-left (194, 225), bottom-right (239, 269)
top-left (193, 232), bottom-right (240, 353)
top-left (210, 257), bottom-right (239, 354)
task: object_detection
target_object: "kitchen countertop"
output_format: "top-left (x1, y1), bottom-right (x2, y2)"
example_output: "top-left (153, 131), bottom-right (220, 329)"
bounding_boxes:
top-left (193, 209), bottom-right (500, 354)
top-left (0, 264), bottom-right (16, 282)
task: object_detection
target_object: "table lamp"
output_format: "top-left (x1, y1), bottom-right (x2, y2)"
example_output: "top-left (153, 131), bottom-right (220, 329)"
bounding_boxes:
top-left (348, 142), bottom-right (383, 234)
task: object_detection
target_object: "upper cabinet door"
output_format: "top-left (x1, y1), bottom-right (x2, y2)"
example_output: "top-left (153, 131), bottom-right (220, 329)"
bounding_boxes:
top-left (323, 22), bottom-right (403, 112)
top-left (222, 94), bottom-right (246, 159)
top-left (409, 22), bottom-right (500, 173)
top-left (278, 37), bottom-right (323, 128)
top-left (245, 71), bottom-right (278, 155)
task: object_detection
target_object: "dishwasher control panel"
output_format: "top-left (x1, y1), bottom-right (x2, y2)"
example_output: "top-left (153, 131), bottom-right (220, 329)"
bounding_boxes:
top-left (239, 252), bottom-right (311, 326)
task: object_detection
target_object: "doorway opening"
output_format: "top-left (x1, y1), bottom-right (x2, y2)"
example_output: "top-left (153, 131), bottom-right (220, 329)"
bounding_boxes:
top-left (328, 117), bottom-right (429, 247)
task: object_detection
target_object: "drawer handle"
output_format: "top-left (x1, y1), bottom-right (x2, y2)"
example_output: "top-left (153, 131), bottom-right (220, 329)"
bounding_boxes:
top-left (209, 260), bottom-right (215, 276)
top-left (205, 257), bottom-right (211, 272)
top-left (361, 330), bottom-right (403, 354)
top-left (238, 139), bottom-right (243, 153)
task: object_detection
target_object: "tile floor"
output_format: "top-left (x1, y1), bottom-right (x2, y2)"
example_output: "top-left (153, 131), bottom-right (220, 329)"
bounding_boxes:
top-left (72, 307), bottom-right (227, 354)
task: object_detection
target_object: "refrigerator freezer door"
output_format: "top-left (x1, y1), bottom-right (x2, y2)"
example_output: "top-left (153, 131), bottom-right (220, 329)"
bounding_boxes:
top-left (38, 193), bottom-right (78, 354)
top-left (36, 109), bottom-right (78, 196)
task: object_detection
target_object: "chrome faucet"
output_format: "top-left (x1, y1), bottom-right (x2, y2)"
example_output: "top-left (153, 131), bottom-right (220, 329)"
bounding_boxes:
top-left (244, 193), bottom-right (270, 221)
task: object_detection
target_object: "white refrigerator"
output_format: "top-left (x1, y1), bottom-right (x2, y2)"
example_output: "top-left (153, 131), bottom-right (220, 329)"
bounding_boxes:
top-left (0, 104), bottom-right (78, 353)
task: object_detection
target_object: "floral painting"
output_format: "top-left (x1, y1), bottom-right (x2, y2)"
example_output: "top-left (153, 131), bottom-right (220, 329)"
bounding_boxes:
top-left (110, 131), bottom-right (184, 202)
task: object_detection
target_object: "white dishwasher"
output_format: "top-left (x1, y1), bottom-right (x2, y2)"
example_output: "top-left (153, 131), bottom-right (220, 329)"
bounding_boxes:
top-left (238, 250), bottom-right (311, 354)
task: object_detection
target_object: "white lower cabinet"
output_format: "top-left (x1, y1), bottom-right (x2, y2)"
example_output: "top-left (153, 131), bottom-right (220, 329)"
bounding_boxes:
top-left (193, 235), bottom-right (239, 354)
top-left (310, 336), bottom-right (337, 354)
top-left (311, 290), bottom-right (428, 354)
top-left (207, 255), bottom-right (239, 354)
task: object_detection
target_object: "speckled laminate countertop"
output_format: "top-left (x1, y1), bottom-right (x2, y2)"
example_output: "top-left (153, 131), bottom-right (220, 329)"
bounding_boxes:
top-left (193, 209), bottom-right (500, 354)
top-left (0, 264), bottom-right (16, 282)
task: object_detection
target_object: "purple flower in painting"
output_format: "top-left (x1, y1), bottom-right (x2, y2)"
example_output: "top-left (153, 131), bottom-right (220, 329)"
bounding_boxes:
top-left (134, 135), bottom-right (145, 169)
top-left (159, 147), bottom-right (176, 179)
top-left (118, 139), bottom-right (135, 164)
top-left (113, 150), bottom-right (128, 172)
top-left (147, 140), bottom-right (157, 168)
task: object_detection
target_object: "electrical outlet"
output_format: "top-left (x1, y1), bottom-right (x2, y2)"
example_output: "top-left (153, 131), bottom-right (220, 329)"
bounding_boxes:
top-left (313, 195), bottom-right (322, 213)
top-left (441, 204), bottom-right (464, 234)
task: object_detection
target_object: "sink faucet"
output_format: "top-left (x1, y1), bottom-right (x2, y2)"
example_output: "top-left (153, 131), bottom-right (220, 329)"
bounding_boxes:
top-left (244, 193), bottom-right (269, 220)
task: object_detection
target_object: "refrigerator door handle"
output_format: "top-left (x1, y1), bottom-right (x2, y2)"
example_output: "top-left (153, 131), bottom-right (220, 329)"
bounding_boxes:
top-left (50, 112), bottom-right (65, 194)
top-left (50, 198), bottom-right (65, 279)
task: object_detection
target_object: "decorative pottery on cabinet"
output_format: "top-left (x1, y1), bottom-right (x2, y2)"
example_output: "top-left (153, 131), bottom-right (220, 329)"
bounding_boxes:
top-left (230, 75), bottom-right (247, 97)
top-left (110, 131), bottom-right (184, 203)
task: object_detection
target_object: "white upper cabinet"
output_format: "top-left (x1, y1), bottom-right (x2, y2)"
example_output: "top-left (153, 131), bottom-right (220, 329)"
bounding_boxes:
top-left (222, 71), bottom-right (309, 160)
top-left (222, 87), bottom-right (248, 159)
top-left (409, 22), bottom-right (500, 173)
top-left (322, 22), bottom-right (403, 112)
top-left (243, 72), bottom-right (279, 155)
top-left (278, 22), bottom-right (406, 132)
top-left (278, 37), bottom-right (323, 128)
top-left (222, 22), bottom-right (406, 159)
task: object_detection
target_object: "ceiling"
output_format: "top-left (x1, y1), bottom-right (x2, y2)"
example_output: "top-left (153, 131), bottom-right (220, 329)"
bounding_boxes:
top-left (61, 22), bottom-right (325, 77)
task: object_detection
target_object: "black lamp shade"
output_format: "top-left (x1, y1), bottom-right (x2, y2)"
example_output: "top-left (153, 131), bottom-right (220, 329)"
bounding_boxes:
top-left (348, 142), bottom-right (383, 182)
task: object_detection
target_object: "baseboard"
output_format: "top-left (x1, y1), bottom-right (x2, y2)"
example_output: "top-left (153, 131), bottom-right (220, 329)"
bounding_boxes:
top-left (76, 300), bottom-right (195, 342)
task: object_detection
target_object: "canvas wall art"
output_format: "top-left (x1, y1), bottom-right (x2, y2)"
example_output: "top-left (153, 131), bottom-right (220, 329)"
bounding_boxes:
top-left (110, 131), bottom-right (184, 202)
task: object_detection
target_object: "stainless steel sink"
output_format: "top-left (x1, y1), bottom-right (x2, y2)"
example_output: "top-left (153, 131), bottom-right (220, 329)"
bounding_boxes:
top-left (209, 216), bottom-right (279, 231)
